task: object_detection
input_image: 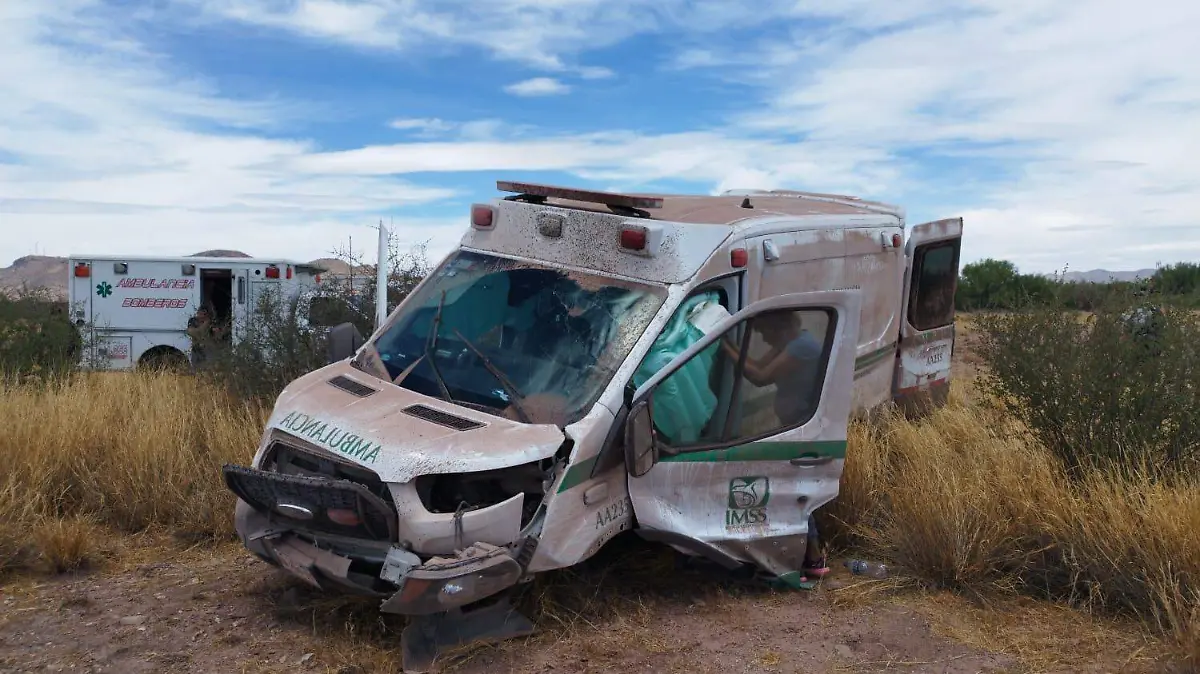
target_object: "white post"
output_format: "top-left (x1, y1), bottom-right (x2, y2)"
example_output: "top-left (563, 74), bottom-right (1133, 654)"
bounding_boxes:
top-left (376, 220), bottom-right (390, 331)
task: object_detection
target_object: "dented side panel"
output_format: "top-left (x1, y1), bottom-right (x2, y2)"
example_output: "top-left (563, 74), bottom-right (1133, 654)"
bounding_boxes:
top-left (525, 403), bottom-right (634, 573)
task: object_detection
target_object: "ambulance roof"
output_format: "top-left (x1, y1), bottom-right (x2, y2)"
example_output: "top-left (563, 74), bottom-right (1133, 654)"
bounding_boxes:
top-left (493, 181), bottom-right (904, 225)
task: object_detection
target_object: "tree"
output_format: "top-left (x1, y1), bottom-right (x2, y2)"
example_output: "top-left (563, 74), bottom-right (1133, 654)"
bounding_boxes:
top-left (956, 259), bottom-right (1020, 310)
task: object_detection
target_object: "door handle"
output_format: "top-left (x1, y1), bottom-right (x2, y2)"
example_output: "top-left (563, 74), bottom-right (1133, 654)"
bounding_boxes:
top-left (790, 456), bottom-right (833, 467)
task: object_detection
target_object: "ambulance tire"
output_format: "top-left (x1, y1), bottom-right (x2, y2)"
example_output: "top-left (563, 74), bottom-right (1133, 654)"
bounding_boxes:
top-left (138, 346), bottom-right (189, 373)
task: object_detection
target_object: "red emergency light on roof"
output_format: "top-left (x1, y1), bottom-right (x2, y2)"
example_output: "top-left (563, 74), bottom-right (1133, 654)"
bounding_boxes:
top-left (265, 265), bottom-right (280, 279)
top-left (471, 204), bottom-right (496, 229)
top-left (731, 248), bottom-right (748, 268)
top-left (620, 226), bottom-right (647, 251)
top-left (73, 262), bottom-right (90, 278)
top-left (497, 180), bottom-right (664, 210)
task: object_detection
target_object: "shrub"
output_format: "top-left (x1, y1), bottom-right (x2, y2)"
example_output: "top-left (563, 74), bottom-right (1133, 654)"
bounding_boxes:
top-left (956, 258), bottom-right (1057, 311)
top-left (194, 238), bottom-right (433, 403)
top-left (0, 287), bottom-right (84, 382)
top-left (195, 289), bottom-right (332, 402)
top-left (973, 292), bottom-right (1200, 478)
top-left (830, 396), bottom-right (1200, 666)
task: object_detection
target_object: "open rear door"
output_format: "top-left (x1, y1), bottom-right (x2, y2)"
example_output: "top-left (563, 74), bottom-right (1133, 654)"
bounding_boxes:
top-left (623, 289), bottom-right (861, 586)
top-left (894, 217), bottom-right (963, 414)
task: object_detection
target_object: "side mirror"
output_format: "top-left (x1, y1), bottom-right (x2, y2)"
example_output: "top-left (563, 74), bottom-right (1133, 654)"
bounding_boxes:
top-left (326, 322), bottom-right (365, 364)
top-left (624, 399), bottom-right (658, 477)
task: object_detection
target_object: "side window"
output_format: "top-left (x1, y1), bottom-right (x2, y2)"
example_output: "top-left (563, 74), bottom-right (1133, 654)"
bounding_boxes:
top-left (650, 307), bottom-right (836, 450)
top-left (908, 239), bottom-right (960, 331)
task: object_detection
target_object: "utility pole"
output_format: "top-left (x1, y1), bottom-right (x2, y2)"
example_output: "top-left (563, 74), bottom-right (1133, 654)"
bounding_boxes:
top-left (376, 220), bottom-right (390, 331)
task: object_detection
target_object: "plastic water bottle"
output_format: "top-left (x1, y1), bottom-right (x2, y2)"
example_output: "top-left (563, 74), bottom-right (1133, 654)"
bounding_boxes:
top-left (844, 559), bottom-right (889, 578)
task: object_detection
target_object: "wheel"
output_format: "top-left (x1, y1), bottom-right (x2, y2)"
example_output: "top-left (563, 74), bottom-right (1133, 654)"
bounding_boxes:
top-left (137, 347), bottom-right (189, 373)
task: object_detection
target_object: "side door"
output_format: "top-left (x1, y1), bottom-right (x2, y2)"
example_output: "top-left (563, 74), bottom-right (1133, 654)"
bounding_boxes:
top-left (623, 289), bottom-right (861, 585)
top-left (894, 218), bottom-right (963, 414)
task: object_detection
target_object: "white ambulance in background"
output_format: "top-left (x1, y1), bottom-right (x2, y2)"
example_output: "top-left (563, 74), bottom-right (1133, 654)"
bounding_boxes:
top-left (67, 254), bottom-right (327, 369)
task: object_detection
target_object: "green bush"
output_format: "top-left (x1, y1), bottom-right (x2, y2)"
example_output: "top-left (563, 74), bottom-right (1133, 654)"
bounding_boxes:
top-left (0, 288), bottom-right (83, 381)
top-left (974, 291), bottom-right (1200, 479)
top-left (1152, 261), bottom-right (1200, 298)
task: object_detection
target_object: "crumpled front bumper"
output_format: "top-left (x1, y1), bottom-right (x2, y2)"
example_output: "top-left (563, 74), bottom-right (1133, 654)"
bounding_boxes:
top-left (233, 488), bottom-right (524, 615)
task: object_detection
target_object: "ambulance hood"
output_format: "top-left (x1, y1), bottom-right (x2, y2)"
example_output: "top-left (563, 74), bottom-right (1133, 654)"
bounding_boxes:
top-left (265, 362), bottom-right (566, 484)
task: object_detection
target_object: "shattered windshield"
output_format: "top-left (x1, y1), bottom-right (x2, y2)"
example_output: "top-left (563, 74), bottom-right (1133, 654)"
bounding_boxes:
top-left (363, 250), bottom-right (667, 427)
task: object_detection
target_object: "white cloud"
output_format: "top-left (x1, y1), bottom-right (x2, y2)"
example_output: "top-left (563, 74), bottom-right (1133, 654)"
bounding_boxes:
top-left (3, 0), bottom-right (1198, 275)
top-left (579, 66), bottom-right (616, 80)
top-left (287, 131), bottom-right (899, 198)
top-left (503, 77), bottom-right (571, 97)
top-left (388, 117), bottom-right (453, 133)
top-left (694, 0), bottom-right (1200, 271)
top-left (0, 0), bottom-right (457, 267)
top-left (191, 0), bottom-right (799, 72)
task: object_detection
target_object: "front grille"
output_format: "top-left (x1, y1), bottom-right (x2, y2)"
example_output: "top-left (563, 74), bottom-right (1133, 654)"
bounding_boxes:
top-left (264, 440), bottom-right (393, 505)
top-left (223, 464), bottom-right (397, 541)
top-left (328, 375), bottom-right (377, 398)
top-left (402, 404), bottom-right (486, 431)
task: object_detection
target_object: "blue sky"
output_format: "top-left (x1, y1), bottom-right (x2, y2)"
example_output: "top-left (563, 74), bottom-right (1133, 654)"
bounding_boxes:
top-left (1, 0), bottom-right (1198, 274)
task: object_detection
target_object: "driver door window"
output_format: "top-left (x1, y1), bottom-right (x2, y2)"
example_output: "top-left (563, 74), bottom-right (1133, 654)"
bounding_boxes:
top-left (650, 307), bottom-right (836, 450)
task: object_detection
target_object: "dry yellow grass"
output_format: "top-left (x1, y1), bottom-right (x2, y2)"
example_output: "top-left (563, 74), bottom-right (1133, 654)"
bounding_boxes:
top-left (0, 371), bottom-right (264, 572)
top-left (0, 368), bottom-right (1197, 668)
top-left (828, 387), bottom-right (1200, 669)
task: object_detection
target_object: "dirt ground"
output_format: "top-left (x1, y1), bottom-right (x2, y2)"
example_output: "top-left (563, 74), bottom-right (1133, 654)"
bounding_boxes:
top-left (0, 535), bottom-right (1167, 674)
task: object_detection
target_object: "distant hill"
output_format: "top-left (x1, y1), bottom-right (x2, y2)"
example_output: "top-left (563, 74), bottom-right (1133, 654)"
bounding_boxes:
top-left (1055, 269), bottom-right (1158, 284)
top-left (308, 257), bottom-right (373, 277)
top-left (0, 256), bottom-right (69, 298)
top-left (189, 250), bottom-right (252, 258)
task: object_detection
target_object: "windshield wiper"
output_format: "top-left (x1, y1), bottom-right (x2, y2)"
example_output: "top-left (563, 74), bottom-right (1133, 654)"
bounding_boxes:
top-left (452, 328), bottom-right (533, 424)
top-left (424, 290), bottom-right (455, 404)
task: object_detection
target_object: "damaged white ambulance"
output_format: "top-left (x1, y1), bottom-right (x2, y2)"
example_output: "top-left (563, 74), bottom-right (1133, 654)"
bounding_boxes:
top-left (223, 181), bottom-right (963, 671)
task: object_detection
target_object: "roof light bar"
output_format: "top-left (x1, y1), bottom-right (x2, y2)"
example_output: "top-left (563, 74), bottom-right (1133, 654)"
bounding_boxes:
top-left (497, 180), bottom-right (664, 210)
